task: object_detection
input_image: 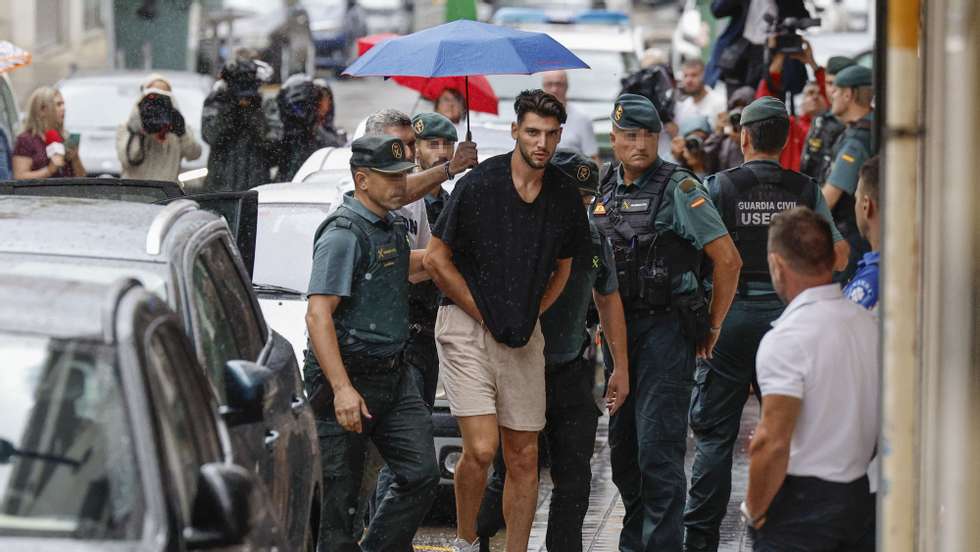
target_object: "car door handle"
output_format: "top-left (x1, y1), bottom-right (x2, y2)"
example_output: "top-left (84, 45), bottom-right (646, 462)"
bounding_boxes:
top-left (291, 394), bottom-right (306, 415)
top-left (264, 430), bottom-right (280, 450)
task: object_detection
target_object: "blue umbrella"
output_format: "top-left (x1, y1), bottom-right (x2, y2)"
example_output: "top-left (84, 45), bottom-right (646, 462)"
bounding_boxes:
top-left (344, 19), bottom-right (589, 139)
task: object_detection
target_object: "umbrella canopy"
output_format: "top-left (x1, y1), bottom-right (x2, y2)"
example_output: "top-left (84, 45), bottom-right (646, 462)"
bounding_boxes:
top-left (0, 41), bottom-right (31, 74)
top-left (357, 33), bottom-right (498, 115)
top-left (344, 19), bottom-right (589, 78)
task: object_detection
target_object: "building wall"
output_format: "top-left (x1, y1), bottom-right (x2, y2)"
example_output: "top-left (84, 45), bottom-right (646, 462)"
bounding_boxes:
top-left (0, 0), bottom-right (111, 107)
top-left (112, 0), bottom-right (191, 71)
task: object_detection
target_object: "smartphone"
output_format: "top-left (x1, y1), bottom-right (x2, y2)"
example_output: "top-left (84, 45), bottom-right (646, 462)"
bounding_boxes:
top-left (66, 133), bottom-right (80, 150)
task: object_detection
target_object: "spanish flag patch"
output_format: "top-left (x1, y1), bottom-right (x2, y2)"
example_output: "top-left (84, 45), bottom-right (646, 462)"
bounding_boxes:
top-left (842, 153), bottom-right (856, 163)
top-left (690, 197), bottom-right (706, 209)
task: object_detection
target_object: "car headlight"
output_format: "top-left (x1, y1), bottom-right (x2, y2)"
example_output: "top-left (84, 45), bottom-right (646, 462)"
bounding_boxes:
top-left (442, 447), bottom-right (462, 476)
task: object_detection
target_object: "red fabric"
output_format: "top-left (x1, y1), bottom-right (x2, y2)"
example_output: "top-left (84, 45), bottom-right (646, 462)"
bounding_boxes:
top-left (43, 129), bottom-right (62, 144)
top-left (357, 34), bottom-right (499, 115)
top-left (753, 67), bottom-right (824, 171)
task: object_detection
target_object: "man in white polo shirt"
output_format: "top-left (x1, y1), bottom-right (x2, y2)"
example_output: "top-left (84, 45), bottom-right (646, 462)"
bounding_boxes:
top-left (742, 206), bottom-right (878, 551)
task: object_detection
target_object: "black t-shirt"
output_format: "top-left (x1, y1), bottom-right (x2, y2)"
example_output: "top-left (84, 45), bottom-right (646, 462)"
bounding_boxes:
top-left (433, 152), bottom-right (589, 348)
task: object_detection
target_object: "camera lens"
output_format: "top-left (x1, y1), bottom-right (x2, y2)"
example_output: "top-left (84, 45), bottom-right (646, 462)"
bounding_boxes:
top-left (685, 137), bottom-right (703, 152)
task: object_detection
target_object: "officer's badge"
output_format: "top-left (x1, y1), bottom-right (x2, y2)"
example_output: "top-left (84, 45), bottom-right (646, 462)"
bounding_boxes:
top-left (679, 178), bottom-right (697, 193)
top-left (414, 119), bottom-right (425, 134)
top-left (392, 142), bottom-right (403, 159)
top-left (614, 104), bottom-right (624, 122)
top-left (593, 202), bottom-right (607, 215)
top-left (592, 256), bottom-right (600, 269)
top-left (577, 165), bottom-right (590, 182)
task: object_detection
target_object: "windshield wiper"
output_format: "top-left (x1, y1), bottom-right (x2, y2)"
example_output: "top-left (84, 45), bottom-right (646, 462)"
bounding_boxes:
top-left (252, 283), bottom-right (305, 297)
top-left (0, 438), bottom-right (82, 470)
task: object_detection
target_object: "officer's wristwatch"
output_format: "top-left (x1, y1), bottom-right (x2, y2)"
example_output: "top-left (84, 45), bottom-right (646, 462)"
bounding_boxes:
top-left (739, 501), bottom-right (765, 528)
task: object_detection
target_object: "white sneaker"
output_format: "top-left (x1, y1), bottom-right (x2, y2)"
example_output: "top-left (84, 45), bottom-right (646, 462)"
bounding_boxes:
top-left (450, 537), bottom-right (480, 552)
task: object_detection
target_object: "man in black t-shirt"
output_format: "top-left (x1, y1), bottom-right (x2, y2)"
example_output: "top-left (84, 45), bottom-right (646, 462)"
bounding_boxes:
top-left (424, 89), bottom-right (589, 552)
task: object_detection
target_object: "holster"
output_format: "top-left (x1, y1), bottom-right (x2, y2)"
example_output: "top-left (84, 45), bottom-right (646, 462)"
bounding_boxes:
top-left (675, 292), bottom-right (711, 344)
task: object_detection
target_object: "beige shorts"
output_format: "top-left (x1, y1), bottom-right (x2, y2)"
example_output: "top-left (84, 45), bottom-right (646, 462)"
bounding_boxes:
top-left (434, 304), bottom-right (546, 432)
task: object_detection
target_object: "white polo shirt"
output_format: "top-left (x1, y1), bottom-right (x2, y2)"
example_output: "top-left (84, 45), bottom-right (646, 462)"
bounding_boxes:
top-left (756, 284), bottom-right (879, 483)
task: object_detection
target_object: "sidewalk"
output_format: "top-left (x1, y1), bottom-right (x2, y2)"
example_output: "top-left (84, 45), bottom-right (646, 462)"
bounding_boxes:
top-left (526, 400), bottom-right (760, 552)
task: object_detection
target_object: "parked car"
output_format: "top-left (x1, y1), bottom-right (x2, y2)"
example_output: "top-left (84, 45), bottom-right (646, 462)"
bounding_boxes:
top-left (0, 190), bottom-right (321, 551)
top-left (198, 0), bottom-right (315, 82)
top-left (361, 0), bottom-right (412, 35)
top-left (57, 71), bottom-right (213, 177)
top-left (303, 0), bottom-right (368, 73)
top-left (0, 274), bottom-right (286, 550)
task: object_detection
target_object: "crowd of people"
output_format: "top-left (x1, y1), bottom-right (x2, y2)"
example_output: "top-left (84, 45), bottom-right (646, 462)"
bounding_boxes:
top-left (297, 29), bottom-right (881, 552)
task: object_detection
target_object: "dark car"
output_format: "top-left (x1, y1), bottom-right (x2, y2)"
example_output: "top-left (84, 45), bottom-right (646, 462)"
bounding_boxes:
top-left (198, 0), bottom-right (316, 82)
top-left (0, 274), bottom-right (286, 551)
top-left (0, 192), bottom-right (321, 551)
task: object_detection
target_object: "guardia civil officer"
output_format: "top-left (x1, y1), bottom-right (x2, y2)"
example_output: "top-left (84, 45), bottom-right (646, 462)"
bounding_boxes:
top-left (592, 93), bottom-right (742, 551)
top-left (475, 151), bottom-right (631, 552)
top-left (799, 56), bottom-right (855, 182)
top-left (822, 64), bottom-right (875, 281)
top-left (304, 135), bottom-right (440, 552)
top-left (683, 97), bottom-right (848, 552)
top-left (413, 113), bottom-right (457, 229)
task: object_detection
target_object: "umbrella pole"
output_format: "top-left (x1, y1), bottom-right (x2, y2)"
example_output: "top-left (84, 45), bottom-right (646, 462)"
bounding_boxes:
top-left (465, 75), bottom-right (471, 142)
top-left (411, 93), bottom-right (422, 115)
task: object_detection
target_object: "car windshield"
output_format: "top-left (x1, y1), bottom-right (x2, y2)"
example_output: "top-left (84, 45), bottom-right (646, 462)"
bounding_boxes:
top-left (254, 203), bottom-right (336, 294)
top-left (62, 82), bottom-right (206, 132)
top-left (0, 335), bottom-right (144, 541)
top-left (486, 50), bottom-right (637, 103)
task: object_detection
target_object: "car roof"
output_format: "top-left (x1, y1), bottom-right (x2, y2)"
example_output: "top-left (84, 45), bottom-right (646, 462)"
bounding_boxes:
top-left (254, 179), bottom-right (349, 204)
top-left (0, 273), bottom-right (128, 341)
top-left (0, 196), bottom-right (216, 263)
top-left (58, 69), bottom-right (214, 91)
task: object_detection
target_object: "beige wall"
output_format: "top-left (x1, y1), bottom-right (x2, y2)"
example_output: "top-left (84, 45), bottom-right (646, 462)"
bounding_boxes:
top-left (0, 0), bottom-right (111, 108)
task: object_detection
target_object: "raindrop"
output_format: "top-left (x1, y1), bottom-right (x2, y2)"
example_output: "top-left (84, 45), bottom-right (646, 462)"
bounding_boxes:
top-left (365, 272), bottom-right (373, 280)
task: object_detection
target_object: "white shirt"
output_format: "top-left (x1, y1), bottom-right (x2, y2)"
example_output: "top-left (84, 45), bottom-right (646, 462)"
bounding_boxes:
top-left (395, 198), bottom-right (431, 249)
top-left (743, 0), bottom-right (777, 45)
top-left (675, 87), bottom-right (728, 128)
top-left (559, 104), bottom-right (599, 157)
top-left (756, 284), bottom-right (879, 483)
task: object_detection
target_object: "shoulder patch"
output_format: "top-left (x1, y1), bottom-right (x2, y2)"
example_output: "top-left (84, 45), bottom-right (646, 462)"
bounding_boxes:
top-left (679, 178), bottom-right (698, 193)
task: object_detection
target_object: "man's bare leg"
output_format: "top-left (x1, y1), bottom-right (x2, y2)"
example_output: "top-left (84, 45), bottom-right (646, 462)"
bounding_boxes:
top-left (455, 414), bottom-right (500, 544)
top-left (500, 427), bottom-right (540, 552)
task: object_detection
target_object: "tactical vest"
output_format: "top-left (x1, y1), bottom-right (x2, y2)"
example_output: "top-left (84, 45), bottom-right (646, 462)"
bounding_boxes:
top-left (800, 111), bottom-right (845, 183)
top-left (715, 164), bottom-right (819, 290)
top-left (592, 161), bottom-right (702, 311)
top-left (313, 205), bottom-right (410, 349)
top-left (829, 117), bottom-right (873, 240)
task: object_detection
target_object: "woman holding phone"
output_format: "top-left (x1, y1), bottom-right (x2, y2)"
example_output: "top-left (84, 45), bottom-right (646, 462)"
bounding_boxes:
top-left (13, 86), bottom-right (86, 179)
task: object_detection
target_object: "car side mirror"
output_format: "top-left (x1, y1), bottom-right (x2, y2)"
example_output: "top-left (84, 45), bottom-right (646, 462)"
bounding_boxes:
top-left (184, 463), bottom-right (255, 549)
top-left (220, 360), bottom-right (273, 427)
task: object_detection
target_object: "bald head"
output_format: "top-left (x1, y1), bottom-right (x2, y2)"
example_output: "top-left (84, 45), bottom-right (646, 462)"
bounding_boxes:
top-left (541, 70), bottom-right (569, 104)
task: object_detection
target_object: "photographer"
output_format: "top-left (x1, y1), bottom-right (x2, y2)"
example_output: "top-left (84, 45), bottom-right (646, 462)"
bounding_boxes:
top-left (202, 56), bottom-right (278, 192)
top-left (117, 74), bottom-right (202, 182)
top-left (315, 78), bottom-right (347, 148)
top-left (703, 86), bottom-right (755, 173)
top-left (672, 115), bottom-right (712, 178)
top-left (276, 74), bottom-right (334, 182)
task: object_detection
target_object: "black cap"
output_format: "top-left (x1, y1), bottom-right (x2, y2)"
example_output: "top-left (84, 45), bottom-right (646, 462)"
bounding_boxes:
top-left (350, 135), bottom-right (416, 174)
top-left (551, 149), bottom-right (599, 194)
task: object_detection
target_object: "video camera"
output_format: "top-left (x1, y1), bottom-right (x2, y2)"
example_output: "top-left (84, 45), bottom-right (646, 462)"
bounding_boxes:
top-left (620, 65), bottom-right (676, 124)
top-left (765, 14), bottom-right (821, 54)
top-left (220, 58), bottom-right (263, 102)
top-left (685, 135), bottom-right (703, 153)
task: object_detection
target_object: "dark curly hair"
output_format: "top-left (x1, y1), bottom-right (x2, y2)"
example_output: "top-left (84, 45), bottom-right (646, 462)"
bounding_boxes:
top-left (514, 89), bottom-right (567, 125)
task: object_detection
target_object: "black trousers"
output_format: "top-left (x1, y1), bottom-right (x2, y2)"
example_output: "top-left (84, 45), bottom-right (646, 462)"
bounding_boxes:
top-left (750, 475), bottom-right (875, 552)
top-left (475, 356), bottom-right (601, 552)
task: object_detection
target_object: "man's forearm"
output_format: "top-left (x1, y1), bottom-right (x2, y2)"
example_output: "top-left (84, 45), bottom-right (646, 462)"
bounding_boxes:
top-left (746, 433), bottom-right (791, 517)
top-left (709, 260), bottom-right (739, 328)
top-left (307, 313), bottom-right (352, 392)
top-left (405, 165), bottom-right (448, 204)
top-left (426, 257), bottom-right (482, 323)
top-left (539, 261), bottom-right (571, 314)
top-left (594, 291), bottom-right (628, 374)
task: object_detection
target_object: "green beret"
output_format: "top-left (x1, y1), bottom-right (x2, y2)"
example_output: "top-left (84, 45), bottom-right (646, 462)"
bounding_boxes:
top-left (740, 96), bottom-right (789, 126)
top-left (350, 135), bottom-right (416, 174)
top-left (611, 93), bottom-right (662, 133)
top-left (550, 149), bottom-right (599, 194)
top-left (826, 56), bottom-right (856, 75)
top-left (834, 65), bottom-right (872, 88)
top-left (679, 115), bottom-right (711, 137)
top-left (412, 112), bottom-right (458, 142)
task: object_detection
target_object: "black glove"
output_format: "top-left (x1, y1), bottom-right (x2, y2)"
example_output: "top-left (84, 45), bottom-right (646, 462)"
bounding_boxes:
top-left (171, 109), bottom-right (186, 137)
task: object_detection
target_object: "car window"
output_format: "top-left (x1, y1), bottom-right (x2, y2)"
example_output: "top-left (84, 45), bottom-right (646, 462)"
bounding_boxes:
top-left (144, 324), bottom-right (221, 522)
top-left (190, 255), bottom-right (239, 403)
top-left (0, 335), bottom-right (144, 541)
top-left (254, 203), bottom-right (334, 293)
top-left (198, 238), bottom-right (265, 360)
